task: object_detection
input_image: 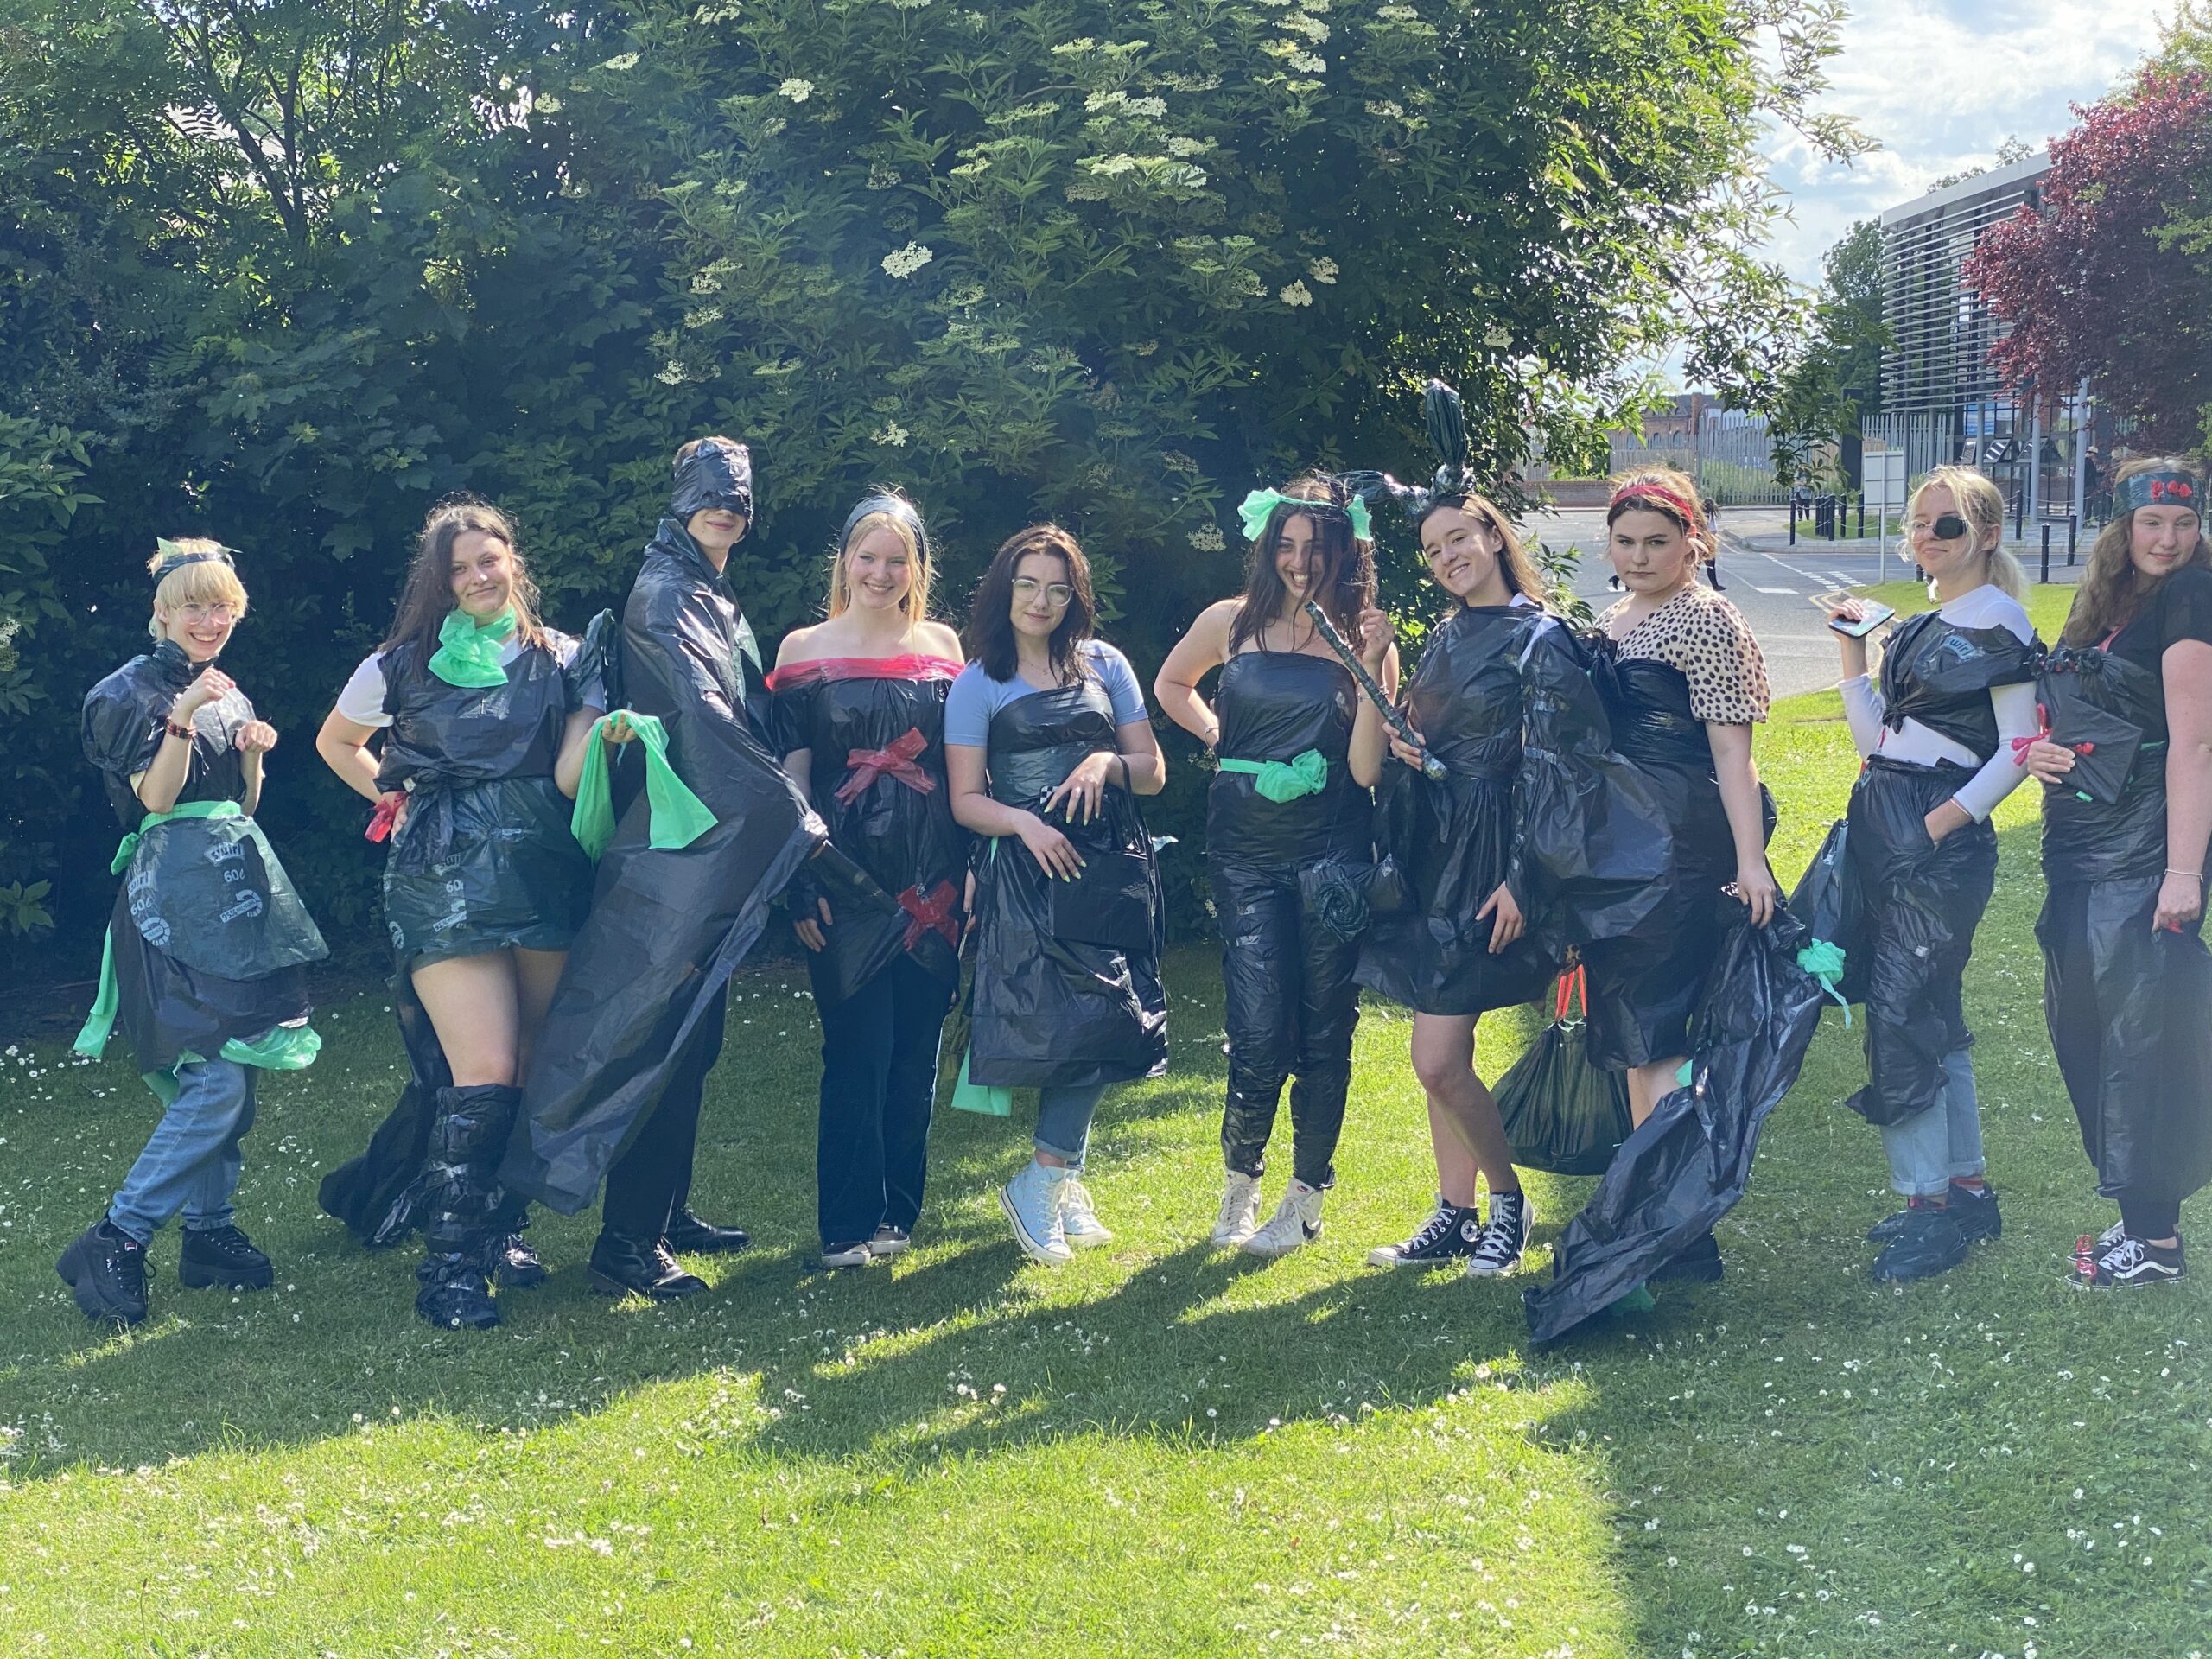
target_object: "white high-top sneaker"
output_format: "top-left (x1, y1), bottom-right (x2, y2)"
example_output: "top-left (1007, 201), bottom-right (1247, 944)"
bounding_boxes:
top-left (1060, 1176), bottom-right (1113, 1249)
top-left (1000, 1160), bottom-right (1072, 1265)
top-left (1241, 1179), bottom-right (1325, 1258)
top-left (1211, 1169), bottom-right (1264, 1248)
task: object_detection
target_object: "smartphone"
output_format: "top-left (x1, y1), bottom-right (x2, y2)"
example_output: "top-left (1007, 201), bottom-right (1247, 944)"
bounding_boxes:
top-left (1809, 591), bottom-right (1895, 639)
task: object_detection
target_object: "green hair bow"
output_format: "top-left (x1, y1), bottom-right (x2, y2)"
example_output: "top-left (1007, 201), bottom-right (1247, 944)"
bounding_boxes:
top-left (1237, 488), bottom-right (1371, 544)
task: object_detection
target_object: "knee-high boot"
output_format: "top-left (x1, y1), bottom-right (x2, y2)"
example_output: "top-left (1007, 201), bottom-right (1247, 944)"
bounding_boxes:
top-left (415, 1084), bottom-right (522, 1331)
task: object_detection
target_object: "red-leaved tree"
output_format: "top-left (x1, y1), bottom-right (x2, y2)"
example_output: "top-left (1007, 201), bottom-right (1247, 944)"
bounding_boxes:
top-left (1967, 67), bottom-right (2212, 453)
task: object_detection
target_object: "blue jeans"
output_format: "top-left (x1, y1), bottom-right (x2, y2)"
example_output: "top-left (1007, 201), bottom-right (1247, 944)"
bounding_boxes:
top-left (110, 1058), bottom-right (258, 1245)
top-left (1878, 1048), bottom-right (1986, 1199)
top-left (1035, 1084), bottom-right (1108, 1169)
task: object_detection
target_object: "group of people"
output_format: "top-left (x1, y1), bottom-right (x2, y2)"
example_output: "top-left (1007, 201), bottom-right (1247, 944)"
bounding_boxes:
top-left (53, 404), bottom-right (2211, 1342)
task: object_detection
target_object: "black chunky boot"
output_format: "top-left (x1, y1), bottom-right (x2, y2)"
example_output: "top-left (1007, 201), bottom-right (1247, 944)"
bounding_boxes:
top-left (56, 1217), bottom-right (149, 1327)
top-left (414, 1084), bottom-right (521, 1331)
top-left (588, 1231), bottom-right (706, 1300)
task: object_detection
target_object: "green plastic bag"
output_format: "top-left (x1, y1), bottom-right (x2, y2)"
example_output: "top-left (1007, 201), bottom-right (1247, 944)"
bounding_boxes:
top-left (950, 1047), bottom-right (1013, 1117)
top-left (570, 711), bottom-right (717, 859)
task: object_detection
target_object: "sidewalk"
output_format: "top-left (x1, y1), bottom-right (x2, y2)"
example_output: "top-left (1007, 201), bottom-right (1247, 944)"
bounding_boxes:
top-left (1741, 530), bottom-right (2089, 585)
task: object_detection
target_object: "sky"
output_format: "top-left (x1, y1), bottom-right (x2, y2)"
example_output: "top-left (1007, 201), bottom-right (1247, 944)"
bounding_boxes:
top-left (1759, 0), bottom-right (2180, 286)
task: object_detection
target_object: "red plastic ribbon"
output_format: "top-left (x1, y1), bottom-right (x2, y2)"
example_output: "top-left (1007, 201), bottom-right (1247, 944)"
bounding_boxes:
top-left (1608, 480), bottom-right (1702, 531)
top-left (836, 727), bottom-right (934, 804)
top-left (365, 791), bottom-right (406, 842)
top-left (898, 879), bottom-right (960, 953)
top-left (2010, 703), bottom-right (2050, 767)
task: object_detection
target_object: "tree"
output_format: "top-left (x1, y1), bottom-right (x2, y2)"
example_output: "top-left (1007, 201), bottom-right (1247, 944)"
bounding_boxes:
top-left (1766, 217), bottom-right (1886, 486)
top-left (1967, 57), bottom-right (2212, 454)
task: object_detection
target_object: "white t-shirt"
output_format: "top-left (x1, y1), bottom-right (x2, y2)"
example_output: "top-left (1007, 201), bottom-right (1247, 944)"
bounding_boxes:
top-left (334, 637), bottom-right (533, 730)
top-left (1840, 584), bottom-right (2037, 823)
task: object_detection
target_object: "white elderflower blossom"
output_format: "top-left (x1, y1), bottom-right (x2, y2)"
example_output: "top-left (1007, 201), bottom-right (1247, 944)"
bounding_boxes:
top-left (1308, 257), bottom-right (1338, 284)
top-left (1279, 280), bottom-right (1314, 307)
top-left (1484, 321), bottom-right (1513, 347)
top-left (871, 422), bottom-right (910, 448)
top-left (1287, 50), bottom-right (1325, 73)
top-left (1188, 524), bottom-right (1226, 552)
top-left (881, 242), bottom-right (935, 278)
top-left (778, 77), bottom-right (814, 101)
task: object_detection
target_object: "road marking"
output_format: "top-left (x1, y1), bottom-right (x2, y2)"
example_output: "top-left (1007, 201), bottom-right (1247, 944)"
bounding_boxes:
top-left (1752, 585), bottom-right (1797, 594)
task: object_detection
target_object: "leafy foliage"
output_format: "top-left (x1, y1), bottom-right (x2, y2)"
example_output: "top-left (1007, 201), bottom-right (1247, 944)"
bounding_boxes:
top-left (1765, 218), bottom-right (1886, 487)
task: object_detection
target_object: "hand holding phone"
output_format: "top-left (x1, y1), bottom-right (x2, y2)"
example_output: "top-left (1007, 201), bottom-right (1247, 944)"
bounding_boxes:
top-left (1810, 590), bottom-right (1896, 639)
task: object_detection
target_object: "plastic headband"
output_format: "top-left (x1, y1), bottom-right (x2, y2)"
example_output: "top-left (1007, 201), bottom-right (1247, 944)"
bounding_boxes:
top-left (1237, 487), bottom-right (1371, 544)
top-left (2115, 471), bottom-right (2200, 517)
top-left (840, 493), bottom-right (930, 564)
top-left (1608, 482), bottom-right (1702, 533)
top-left (151, 537), bottom-right (239, 586)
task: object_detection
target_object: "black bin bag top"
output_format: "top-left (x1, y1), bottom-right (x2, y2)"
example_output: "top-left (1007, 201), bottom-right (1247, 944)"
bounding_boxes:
top-left (1873, 608), bottom-right (2037, 757)
top-left (2037, 645), bottom-right (2168, 880)
top-left (1523, 902), bottom-right (1826, 1344)
top-left (501, 519), bottom-right (825, 1214)
top-left (1207, 650), bottom-right (1372, 869)
top-left (965, 678), bottom-right (1168, 1090)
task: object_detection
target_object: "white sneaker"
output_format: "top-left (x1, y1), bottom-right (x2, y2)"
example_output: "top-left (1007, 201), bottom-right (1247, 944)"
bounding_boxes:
top-left (868, 1225), bottom-right (912, 1259)
top-left (817, 1240), bottom-right (873, 1270)
top-left (1211, 1170), bottom-right (1264, 1248)
top-left (1060, 1177), bottom-right (1113, 1249)
top-left (1241, 1179), bottom-right (1325, 1258)
top-left (1000, 1160), bottom-right (1072, 1265)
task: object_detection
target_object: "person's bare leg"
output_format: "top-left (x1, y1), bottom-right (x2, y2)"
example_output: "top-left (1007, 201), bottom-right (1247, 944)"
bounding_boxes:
top-left (1411, 1013), bottom-right (1518, 1195)
top-left (1626, 1057), bottom-right (1686, 1128)
top-left (410, 951), bottom-right (523, 1087)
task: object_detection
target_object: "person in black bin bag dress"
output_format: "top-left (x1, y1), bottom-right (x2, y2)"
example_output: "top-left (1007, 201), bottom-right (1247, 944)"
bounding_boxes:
top-left (314, 499), bottom-right (611, 1329)
top-left (769, 492), bottom-right (969, 1271)
top-left (946, 524), bottom-right (1168, 1267)
top-left (501, 436), bottom-right (830, 1300)
top-left (1155, 475), bottom-right (1384, 1258)
top-left (2025, 456), bottom-right (2212, 1288)
top-left (1817, 467), bottom-right (2038, 1284)
top-left (1351, 485), bottom-right (1558, 1278)
top-left (1580, 468), bottom-right (1777, 1283)
top-left (59, 539), bottom-right (327, 1328)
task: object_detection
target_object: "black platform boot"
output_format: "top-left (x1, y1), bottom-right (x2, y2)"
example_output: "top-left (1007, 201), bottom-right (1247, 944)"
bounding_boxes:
top-left (415, 1084), bottom-right (521, 1331)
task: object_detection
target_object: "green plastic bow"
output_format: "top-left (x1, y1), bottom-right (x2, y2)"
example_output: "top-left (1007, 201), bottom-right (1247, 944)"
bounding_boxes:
top-left (1218, 747), bottom-right (1329, 803)
top-left (427, 604), bottom-right (517, 688)
top-left (1796, 938), bottom-right (1852, 1027)
top-left (570, 711), bottom-right (718, 859)
top-left (1236, 487), bottom-right (1371, 543)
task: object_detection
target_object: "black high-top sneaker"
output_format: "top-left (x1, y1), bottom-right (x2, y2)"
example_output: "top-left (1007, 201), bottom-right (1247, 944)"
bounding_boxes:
top-left (1464, 1190), bottom-right (1530, 1279)
top-left (56, 1217), bottom-right (149, 1327)
top-left (180, 1224), bottom-right (274, 1290)
top-left (1365, 1199), bottom-right (1482, 1268)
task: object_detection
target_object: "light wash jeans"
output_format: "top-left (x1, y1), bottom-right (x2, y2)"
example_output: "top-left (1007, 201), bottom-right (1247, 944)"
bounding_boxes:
top-left (1878, 1048), bottom-right (1986, 1199)
top-left (1034, 1083), bottom-right (1108, 1168)
top-left (109, 1058), bottom-right (258, 1245)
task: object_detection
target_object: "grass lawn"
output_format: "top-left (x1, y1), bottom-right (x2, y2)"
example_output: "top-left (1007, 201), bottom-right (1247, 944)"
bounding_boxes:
top-left (4, 595), bottom-right (2209, 1656)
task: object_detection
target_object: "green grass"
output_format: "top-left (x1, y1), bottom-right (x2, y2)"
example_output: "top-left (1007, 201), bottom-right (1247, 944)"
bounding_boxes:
top-left (3, 668), bottom-right (2208, 1657)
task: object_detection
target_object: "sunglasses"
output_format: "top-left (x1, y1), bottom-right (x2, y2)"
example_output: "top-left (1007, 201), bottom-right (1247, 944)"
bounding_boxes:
top-left (1913, 512), bottom-right (1970, 541)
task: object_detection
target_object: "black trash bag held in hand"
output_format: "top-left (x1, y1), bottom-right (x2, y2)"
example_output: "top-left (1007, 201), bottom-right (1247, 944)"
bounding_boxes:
top-left (1496, 964), bottom-right (1633, 1176)
top-left (503, 519), bottom-right (825, 1214)
top-left (1524, 904), bottom-right (1826, 1344)
top-left (1787, 817), bottom-right (1864, 1002)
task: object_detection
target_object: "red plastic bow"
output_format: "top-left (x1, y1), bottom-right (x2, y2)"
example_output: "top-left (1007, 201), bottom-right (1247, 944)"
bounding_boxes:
top-left (365, 791), bottom-right (407, 842)
top-left (2010, 704), bottom-right (2051, 767)
top-left (836, 727), bottom-right (933, 805)
top-left (898, 879), bottom-right (960, 952)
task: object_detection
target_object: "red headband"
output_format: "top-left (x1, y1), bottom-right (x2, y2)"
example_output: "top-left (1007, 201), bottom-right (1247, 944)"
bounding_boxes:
top-left (1609, 482), bottom-right (1702, 532)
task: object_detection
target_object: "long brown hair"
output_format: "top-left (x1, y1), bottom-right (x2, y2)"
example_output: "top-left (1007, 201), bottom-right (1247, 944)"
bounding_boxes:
top-left (1421, 493), bottom-right (1550, 607)
top-left (1230, 474), bottom-right (1376, 652)
top-left (964, 524), bottom-right (1098, 683)
top-left (2063, 456), bottom-right (2211, 646)
top-left (381, 498), bottom-right (549, 665)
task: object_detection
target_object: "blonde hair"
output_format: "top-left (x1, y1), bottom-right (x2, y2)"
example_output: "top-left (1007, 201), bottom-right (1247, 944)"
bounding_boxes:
top-left (147, 538), bottom-right (249, 641)
top-left (1908, 466), bottom-right (2025, 603)
top-left (2063, 455), bottom-right (2211, 646)
top-left (829, 509), bottom-right (932, 622)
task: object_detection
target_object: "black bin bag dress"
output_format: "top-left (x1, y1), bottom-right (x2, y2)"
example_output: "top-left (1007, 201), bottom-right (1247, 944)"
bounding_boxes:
top-left (76, 641), bottom-right (327, 1098)
top-left (1357, 603), bottom-right (1553, 1018)
top-left (967, 679), bottom-right (1168, 1090)
top-left (1840, 609), bottom-right (2036, 1127)
top-left (2036, 615), bottom-right (2212, 1224)
top-left (317, 627), bottom-right (601, 1245)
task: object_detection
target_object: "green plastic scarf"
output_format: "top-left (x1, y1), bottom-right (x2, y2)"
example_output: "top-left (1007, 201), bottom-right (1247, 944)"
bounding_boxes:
top-left (1217, 747), bottom-right (1329, 804)
top-left (569, 711), bottom-right (718, 860)
top-left (427, 604), bottom-right (516, 688)
top-left (74, 800), bottom-right (241, 1062)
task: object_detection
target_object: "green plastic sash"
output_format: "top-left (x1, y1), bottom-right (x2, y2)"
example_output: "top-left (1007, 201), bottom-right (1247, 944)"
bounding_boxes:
top-left (427, 604), bottom-right (516, 688)
top-left (1217, 747), bottom-right (1329, 803)
top-left (570, 711), bottom-right (717, 860)
top-left (74, 800), bottom-right (242, 1060)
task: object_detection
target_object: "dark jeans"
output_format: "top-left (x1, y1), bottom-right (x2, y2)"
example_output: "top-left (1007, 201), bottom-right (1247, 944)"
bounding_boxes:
top-left (815, 955), bottom-right (953, 1247)
top-left (602, 984), bottom-right (727, 1240)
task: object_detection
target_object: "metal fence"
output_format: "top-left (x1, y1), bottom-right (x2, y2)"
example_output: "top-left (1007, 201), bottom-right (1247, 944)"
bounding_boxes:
top-left (1606, 415), bottom-right (1789, 505)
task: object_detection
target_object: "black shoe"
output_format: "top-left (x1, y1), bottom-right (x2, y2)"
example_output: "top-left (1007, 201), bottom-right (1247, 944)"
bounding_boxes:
top-left (1364, 1200), bottom-right (1481, 1268)
top-left (2078, 1231), bottom-right (2185, 1288)
top-left (416, 1254), bottom-right (500, 1331)
top-left (1649, 1230), bottom-right (1724, 1282)
top-left (179, 1224), bottom-right (274, 1290)
top-left (589, 1232), bottom-right (708, 1300)
top-left (1871, 1208), bottom-right (1969, 1282)
top-left (55, 1217), bottom-right (149, 1327)
top-left (664, 1208), bottom-right (751, 1255)
top-left (1867, 1185), bottom-right (2001, 1245)
top-left (482, 1232), bottom-right (548, 1289)
top-left (1464, 1190), bottom-right (1531, 1279)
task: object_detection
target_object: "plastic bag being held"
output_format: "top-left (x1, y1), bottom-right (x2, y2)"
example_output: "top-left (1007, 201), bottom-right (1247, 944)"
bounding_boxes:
top-left (1787, 817), bottom-right (1865, 1005)
top-left (1496, 963), bottom-right (1633, 1176)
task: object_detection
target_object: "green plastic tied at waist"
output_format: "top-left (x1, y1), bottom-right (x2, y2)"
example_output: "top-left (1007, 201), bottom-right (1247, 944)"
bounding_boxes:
top-left (74, 800), bottom-right (245, 1061)
top-left (140, 1023), bottom-right (323, 1106)
top-left (570, 712), bottom-right (718, 860)
top-left (1217, 747), bottom-right (1329, 804)
top-left (1796, 939), bottom-right (1852, 1027)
